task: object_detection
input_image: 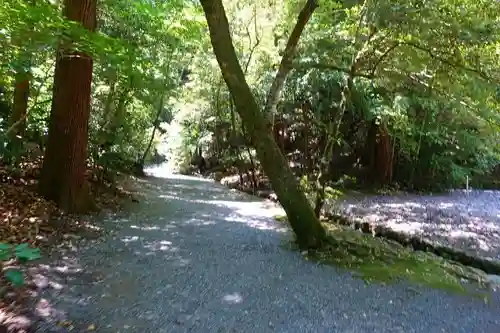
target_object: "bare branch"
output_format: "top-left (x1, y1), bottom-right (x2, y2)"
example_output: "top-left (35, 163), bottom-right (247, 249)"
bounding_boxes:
top-left (242, 5), bottom-right (261, 75)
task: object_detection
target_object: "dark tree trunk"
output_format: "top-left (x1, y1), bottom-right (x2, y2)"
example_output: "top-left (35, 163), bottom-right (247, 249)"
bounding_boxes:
top-left (6, 71), bottom-right (30, 163)
top-left (374, 124), bottom-right (393, 184)
top-left (200, 0), bottom-right (325, 249)
top-left (7, 0), bottom-right (35, 146)
top-left (38, 0), bottom-right (96, 213)
top-left (10, 72), bottom-right (30, 138)
top-left (366, 121), bottom-right (394, 185)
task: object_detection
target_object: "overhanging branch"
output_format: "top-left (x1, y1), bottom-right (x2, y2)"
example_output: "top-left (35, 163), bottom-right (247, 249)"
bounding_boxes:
top-left (289, 62), bottom-right (374, 79)
top-left (369, 40), bottom-right (498, 84)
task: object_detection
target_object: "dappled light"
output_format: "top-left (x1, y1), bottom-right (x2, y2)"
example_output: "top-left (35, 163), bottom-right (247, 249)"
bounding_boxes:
top-left (10, 170), bottom-right (499, 332)
top-left (1, 0), bottom-right (500, 331)
top-left (25, 172), bottom-right (303, 331)
top-left (222, 292), bottom-right (244, 304)
top-left (338, 191), bottom-right (500, 259)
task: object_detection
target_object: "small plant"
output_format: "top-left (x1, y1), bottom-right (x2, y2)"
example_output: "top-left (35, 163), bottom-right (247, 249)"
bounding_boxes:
top-left (299, 174), bottom-right (343, 206)
top-left (0, 242), bottom-right (41, 287)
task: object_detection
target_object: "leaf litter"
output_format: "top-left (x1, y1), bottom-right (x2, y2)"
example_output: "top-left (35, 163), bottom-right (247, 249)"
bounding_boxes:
top-left (0, 156), bottom-right (139, 332)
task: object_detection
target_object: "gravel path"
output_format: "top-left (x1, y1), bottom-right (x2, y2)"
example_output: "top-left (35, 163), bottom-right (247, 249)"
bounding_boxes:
top-left (31, 171), bottom-right (500, 333)
top-left (331, 190), bottom-right (500, 261)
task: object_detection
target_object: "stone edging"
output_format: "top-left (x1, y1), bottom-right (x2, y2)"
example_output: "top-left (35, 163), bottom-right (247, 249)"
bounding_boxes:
top-left (215, 175), bottom-right (500, 277)
top-left (322, 212), bottom-right (500, 276)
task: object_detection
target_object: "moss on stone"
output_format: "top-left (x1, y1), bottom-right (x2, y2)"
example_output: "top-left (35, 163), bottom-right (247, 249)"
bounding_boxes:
top-left (274, 214), bottom-right (490, 298)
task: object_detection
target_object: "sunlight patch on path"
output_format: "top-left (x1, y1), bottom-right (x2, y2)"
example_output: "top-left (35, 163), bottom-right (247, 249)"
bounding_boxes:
top-left (144, 163), bottom-right (213, 182)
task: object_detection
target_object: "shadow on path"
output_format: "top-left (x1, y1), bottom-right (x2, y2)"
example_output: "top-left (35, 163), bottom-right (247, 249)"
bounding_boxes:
top-left (27, 173), bottom-right (500, 333)
top-left (334, 191), bottom-right (500, 260)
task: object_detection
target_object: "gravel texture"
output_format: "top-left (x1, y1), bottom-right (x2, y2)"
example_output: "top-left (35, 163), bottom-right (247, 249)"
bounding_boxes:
top-left (31, 170), bottom-right (500, 333)
top-left (330, 190), bottom-right (500, 261)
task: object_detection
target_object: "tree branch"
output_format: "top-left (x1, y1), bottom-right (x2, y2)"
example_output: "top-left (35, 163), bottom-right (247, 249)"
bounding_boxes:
top-left (405, 41), bottom-right (497, 82)
top-left (369, 41), bottom-right (400, 77)
top-left (242, 5), bottom-right (261, 75)
top-left (370, 40), bottom-right (497, 83)
top-left (290, 61), bottom-right (374, 79)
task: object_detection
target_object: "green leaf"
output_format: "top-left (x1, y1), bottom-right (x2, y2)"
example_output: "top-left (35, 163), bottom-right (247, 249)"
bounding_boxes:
top-left (14, 243), bottom-right (29, 252)
top-left (15, 246), bottom-right (41, 261)
top-left (4, 269), bottom-right (24, 287)
top-left (0, 252), bottom-right (11, 261)
top-left (0, 243), bottom-right (11, 251)
top-left (0, 243), bottom-right (13, 261)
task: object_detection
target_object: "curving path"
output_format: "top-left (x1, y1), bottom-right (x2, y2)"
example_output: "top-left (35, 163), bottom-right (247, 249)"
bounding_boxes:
top-left (31, 169), bottom-right (500, 333)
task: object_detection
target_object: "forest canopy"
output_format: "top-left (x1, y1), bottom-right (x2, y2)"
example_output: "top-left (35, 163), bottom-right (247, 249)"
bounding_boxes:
top-left (0, 0), bottom-right (499, 211)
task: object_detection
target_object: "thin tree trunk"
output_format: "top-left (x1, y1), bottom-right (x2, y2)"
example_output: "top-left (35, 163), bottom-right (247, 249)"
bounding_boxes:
top-left (6, 71), bottom-right (31, 164)
top-left (374, 123), bottom-right (393, 185)
top-left (39, 0), bottom-right (96, 213)
top-left (200, 0), bottom-right (325, 249)
top-left (229, 96), bottom-right (246, 186)
top-left (264, 0), bottom-right (316, 117)
top-left (8, 0), bottom-right (36, 147)
top-left (137, 94), bottom-right (164, 174)
top-left (10, 72), bottom-right (30, 138)
top-left (313, 78), bottom-right (351, 217)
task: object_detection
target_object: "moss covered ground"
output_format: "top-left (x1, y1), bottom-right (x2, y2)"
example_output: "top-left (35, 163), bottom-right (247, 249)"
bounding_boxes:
top-left (274, 215), bottom-right (491, 299)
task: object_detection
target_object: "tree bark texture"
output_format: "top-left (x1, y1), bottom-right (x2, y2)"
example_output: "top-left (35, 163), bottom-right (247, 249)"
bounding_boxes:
top-left (10, 72), bottom-right (30, 138)
top-left (374, 123), bottom-right (394, 184)
top-left (6, 71), bottom-right (31, 163)
top-left (200, 0), bottom-right (325, 249)
top-left (39, 0), bottom-right (96, 213)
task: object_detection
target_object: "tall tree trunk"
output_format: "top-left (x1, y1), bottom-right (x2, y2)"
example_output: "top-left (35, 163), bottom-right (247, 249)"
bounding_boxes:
top-left (38, 0), bottom-right (96, 213)
top-left (6, 71), bottom-right (31, 164)
top-left (200, 0), bottom-right (325, 249)
top-left (374, 123), bottom-right (393, 185)
top-left (10, 72), bottom-right (30, 138)
top-left (8, 0), bottom-right (36, 145)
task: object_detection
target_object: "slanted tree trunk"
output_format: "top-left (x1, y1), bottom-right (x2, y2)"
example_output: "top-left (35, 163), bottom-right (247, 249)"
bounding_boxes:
top-left (200, 0), bottom-right (325, 249)
top-left (137, 94), bottom-right (165, 175)
top-left (38, 0), bottom-right (96, 213)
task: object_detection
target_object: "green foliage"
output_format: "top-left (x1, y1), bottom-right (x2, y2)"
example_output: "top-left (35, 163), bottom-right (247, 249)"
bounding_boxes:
top-left (177, 0), bottom-right (500, 192)
top-left (0, 242), bottom-right (41, 287)
top-left (0, 0), bottom-right (204, 174)
top-left (299, 174), bottom-right (343, 204)
top-left (0, 0), bottom-right (498, 188)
